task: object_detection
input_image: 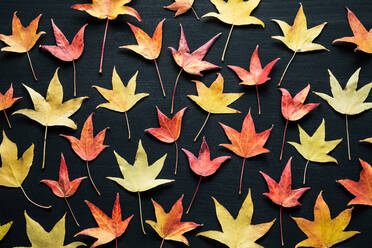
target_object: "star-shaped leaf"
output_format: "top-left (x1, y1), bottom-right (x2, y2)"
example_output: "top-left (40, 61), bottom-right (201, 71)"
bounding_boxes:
top-left (163, 0), bottom-right (199, 19)
top-left (0, 221), bottom-right (12, 241)
top-left (0, 84), bottom-right (22, 128)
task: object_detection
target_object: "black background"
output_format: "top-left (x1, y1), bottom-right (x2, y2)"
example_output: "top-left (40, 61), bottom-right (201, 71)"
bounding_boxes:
top-left (0, 0), bottom-right (371, 247)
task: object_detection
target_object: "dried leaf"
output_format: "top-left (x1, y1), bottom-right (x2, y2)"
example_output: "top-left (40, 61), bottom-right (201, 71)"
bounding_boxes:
top-left (182, 137), bottom-right (230, 213)
top-left (228, 45), bottom-right (279, 114)
top-left (197, 189), bottom-right (275, 248)
top-left (163, 0), bottom-right (199, 19)
top-left (93, 66), bottom-right (148, 140)
top-left (333, 8), bottom-right (372, 54)
top-left (288, 119), bottom-right (342, 184)
top-left (292, 192), bottom-right (359, 248)
top-left (0, 12), bottom-right (45, 80)
top-left (13, 68), bottom-right (87, 169)
top-left (219, 110), bottom-right (272, 194)
top-left (75, 193), bottom-right (133, 248)
top-left (188, 73), bottom-right (243, 141)
top-left (0, 221), bottom-right (12, 241)
top-left (0, 84), bottom-right (22, 128)
top-left (146, 195), bottom-right (201, 247)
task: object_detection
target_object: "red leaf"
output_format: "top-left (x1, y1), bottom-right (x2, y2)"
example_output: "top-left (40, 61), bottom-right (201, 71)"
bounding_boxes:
top-left (0, 84), bottom-right (21, 111)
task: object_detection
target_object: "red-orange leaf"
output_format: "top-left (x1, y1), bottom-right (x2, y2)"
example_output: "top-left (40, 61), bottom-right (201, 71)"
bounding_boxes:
top-left (164, 0), bottom-right (199, 20)
top-left (146, 107), bottom-right (186, 174)
top-left (333, 8), bottom-right (372, 54)
top-left (75, 193), bottom-right (133, 248)
top-left (182, 137), bottom-right (230, 213)
top-left (0, 84), bottom-right (21, 128)
top-left (338, 158), bottom-right (372, 206)
top-left (228, 45), bottom-right (279, 114)
top-left (219, 110), bottom-right (272, 194)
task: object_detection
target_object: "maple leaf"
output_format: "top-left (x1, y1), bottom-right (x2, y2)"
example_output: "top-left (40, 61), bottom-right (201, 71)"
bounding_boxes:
top-left (0, 12), bottom-right (45, 81)
top-left (0, 131), bottom-right (50, 209)
top-left (61, 113), bottom-right (108, 196)
top-left (197, 189), bottom-right (275, 248)
top-left (40, 19), bottom-right (87, 96)
top-left (14, 211), bottom-right (85, 248)
top-left (93, 66), bottom-right (148, 140)
top-left (41, 153), bottom-right (86, 226)
top-left (0, 84), bottom-right (22, 128)
top-left (146, 195), bottom-right (201, 247)
top-left (288, 119), bottom-right (342, 184)
top-left (71, 0), bottom-right (141, 73)
top-left (260, 157), bottom-right (310, 246)
top-left (75, 193), bottom-right (133, 248)
top-left (272, 4), bottom-right (328, 86)
top-left (337, 158), bottom-right (372, 206)
top-left (360, 137), bottom-right (372, 143)
top-left (279, 84), bottom-right (319, 160)
top-left (120, 19), bottom-right (166, 96)
top-left (169, 25), bottom-right (221, 114)
top-left (146, 107), bottom-right (186, 175)
top-left (182, 137), bottom-right (230, 214)
top-left (292, 191), bottom-right (359, 248)
top-left (219, 110), bottom-right (272, 194)
top-left (107, 140), bottom-right (174, 234)
top-left (13, 68), bottom-right (88, 169)
top-left (164, 0), bottom-right (199, 19)
top-left (203, 0), bottom-right (264, 61)
top-left (333, 8), bottom-right (372, 54)
top-left (0, 221), bottom-right (12, 241)
top-left (188, 73), bottom-right (243, 142)
top-left (314, 68), bottom-right (372, 160)
top-left (228, 45), bottom-right (280, 114)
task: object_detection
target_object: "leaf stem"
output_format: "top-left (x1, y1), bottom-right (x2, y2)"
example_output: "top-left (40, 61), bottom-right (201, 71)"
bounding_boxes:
top-left (124, 111), bottom-right (131, 140)
top-left (191, 6), bottom-right (199, 20)
top-left (174, 141), bottom-right (179, 175)
top-left (99, 17), bottom-right (109, 74)
top-left (160, 238), bottom-right (165, 248)
top-left (72, 60), bottom-right (77, 96)
top-left (42, 126), bottom-right (48, 169)
top-left (154, 59), bottom-right (166, 97)
top-left (3, 110), bottom-right (11, 128)
top-left (194, 112), bottom-right (210, 142)
top-left (345, 114), bottom-right (351, 160)
top-left (238, 157), bottom-right (246, 195)
top-left (86, 161), bottom-right (101, 195)
top-left (138, 192), bottom-right (146, 235)
top-left (303, 160), bottom-right (310, 185)
top-left (279, 119), bottom-right (289, 160)
top-left (255, 84), bottom-right (261, 115)
top-left (171, 68), bottom-right (183, 114)
top-left (116, 238), bottom-right (118, 248)
top-left (26, 51), bottom-right (38, 81)
top-left (221, 24), bottom-right (234, 62)
top-left (278, 51), bottom-right (296, 86)
top-left (64, 197), bottom-right (80, 227)
top-left (186, 176), bottom-right (202, 214)
top-left (20, 185), bottom-right (51, 209)
top-left (280, 206), bottom-right (284, 246)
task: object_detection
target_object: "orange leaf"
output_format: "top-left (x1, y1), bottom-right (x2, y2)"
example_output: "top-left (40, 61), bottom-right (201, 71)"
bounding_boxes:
top-left (164, 0), bottom-right (199, 19)
top-left (75, 193), bottom-right (133, 248)
top-left (0, 84), bottom-right (21, 128)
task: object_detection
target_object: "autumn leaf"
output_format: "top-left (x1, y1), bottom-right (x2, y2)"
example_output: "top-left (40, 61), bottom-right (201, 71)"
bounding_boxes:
top-left (260, 157), bottom-right (310, 246)
top-left (120, 19), bottom-right (166, 96)
top-left (145, 107), bottom-right (186, 175)
top-left (338, 158), bottom-right (372, 206)
top-left (219, 110), bottom-right (272, 194)
top-left (146, 195), bottom-right (201, 248)
top-left (169, 24), bottom-right (221, 113)
top-left (61, 113), bottom-right (108, 196)
top-left (288, 119), bottom-right (342, 184)
top-left (0, 84), bottom-right (22, 128)
top-left (272, 4), bottom-right (328, 86)
top-left (41, 153), bottom-right (86, 226)
top-left (14, 211), bottom-right (85, 248)
top-left (93, 66), bottom-right (148, 140)
top-left (333, 8), bottom-right (372, 54)
top-left (203, 0), bottom-right (264, 61)
top-left (0, 131), bottom-right (50, 209)
top-left (228, 45), bottom-right (280, 114)
top-left (0, 12), bottom-right (45, 81)
top-left (360, 137), bottom-right (372, 143)
top-left (0, 221), bottom-right (12, 242)
top-left (182, 137), bottom-right (230, 214)
top-left (13, 68), bottom-right (88, 169)
top-left (163, 0), bottom-right (199, 19)
top-left (292, 191), bottom-right (359, 248)
top-left (188, 73), bottom-right (243, 141)
top-left (106, 140), bottom-right (174, 234)
top-left (75, 193), bottom-right (133, 248)
top-left (71, 0), bottom-right (141, 73)
top-left (197, 189), bottom-right (275, 248)
top-left (40, 19), bottom-right (87, 96)
top-left (279, 84), bottom-right (319, 160)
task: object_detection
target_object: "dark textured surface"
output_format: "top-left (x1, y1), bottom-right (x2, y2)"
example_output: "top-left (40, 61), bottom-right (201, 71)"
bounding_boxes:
top-left (0, 0), bottom-right (371, 247)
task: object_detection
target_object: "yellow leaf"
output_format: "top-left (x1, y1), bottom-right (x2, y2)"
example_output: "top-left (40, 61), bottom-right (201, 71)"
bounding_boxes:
top-left (292, 191), bottom-right (359, 248)
top-left (197, 189), bottom-right (275, 248)
top-left (14, 211), bottom-right (85, 248)
top-left (0, 221), bottom-right (12, 241)
top-left (360, 137), bottom-right (372, 143)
